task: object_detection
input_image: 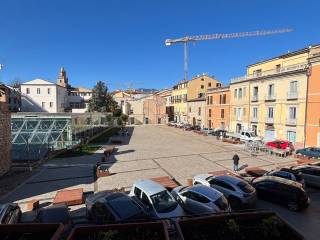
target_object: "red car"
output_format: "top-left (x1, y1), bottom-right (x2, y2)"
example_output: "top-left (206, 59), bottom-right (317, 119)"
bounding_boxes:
top-left (265, 140), bottom-right (295, 152)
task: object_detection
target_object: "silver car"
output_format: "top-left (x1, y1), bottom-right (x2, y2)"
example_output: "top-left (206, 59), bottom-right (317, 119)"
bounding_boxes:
top-left (129, 179), bottom-right (185, 219)
top-left (171, 185), bottom-right (230, 215)
top-left (193, 174), bottom-right (257, 209)
top-left (292, 165), bottom-right (320, 188)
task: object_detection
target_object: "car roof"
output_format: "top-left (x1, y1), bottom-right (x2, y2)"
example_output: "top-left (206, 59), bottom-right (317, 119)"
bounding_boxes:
top-left (215, 175), bottom-right (243, 185)
top-left (187, 185), bottom-right (222, 200)
top-left (133, 179), bottom-right (167, 196)
top-left (253, 175), bottom-right (300, 186)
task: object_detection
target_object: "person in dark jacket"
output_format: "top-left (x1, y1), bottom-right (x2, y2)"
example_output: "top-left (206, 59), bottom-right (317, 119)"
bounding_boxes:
top-left (233, 154), bottom-right (240, 171)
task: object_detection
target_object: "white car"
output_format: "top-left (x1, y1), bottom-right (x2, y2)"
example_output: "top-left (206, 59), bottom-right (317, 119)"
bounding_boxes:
top-left (171, 185), bottom-right (230, 215)
top-left (129, 179), bottom-right (185, 219)
top-left (193, 174), bottom-right (257, 210)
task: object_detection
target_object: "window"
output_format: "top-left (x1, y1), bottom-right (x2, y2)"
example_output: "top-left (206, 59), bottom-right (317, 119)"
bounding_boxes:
top-left (287, 131), bottom-right (296, 144)
top-left (208, 82), bottom-right (212, 87)
top-left (201, 85), bottom-right (204, 89)
top-left (288, 106), bottom-right (297, 120)
top-left (189, 107), bottom-right (191, 113)
top-left (26, 88), bottom-right (30, 94)
top-left (37, 88), bottom-right (41, 94)
top-left (243, 87), bottom-right (246, 97)
top-left (220, 94), bottom-right (226, 104)
top-left (42, 102), bottom-right (45, 108)
top-left (238, 88), bottom-right (242, 99)
top-left (253, 86), bottom-right (258, 100)
top-left (289, 81), bottom-right (298, 93)
top-left (268, 107), bottom-right (274, 119)
top-left (210, 96), bottom-right (213, 105)
top-left (49, 102), bottom-right (53, 108)
top-left (253, 69), bottom-right (262, 77)
top-left (208, 120), bottom-right (212, 127)
top-left (268, 84), bottom-right (275, 98)
top-left (207, 96), bottom-right (210, 104)
top-left (221, 109), bottom-right (225, 118)
top-left (234, 89), bottom-right (238, 98)
top-left (253, 107), bottom-right (258, 119)
top-left (198, 107), bottom-right (201, 116)
top-left (276, 64), bottom-right (281, 72)
top-left (209, 109), bottom-right (212, 117)
top-left (48, 88), bottom-right (51, 95)
top-left (134, 187), bottom-right (142, 198)
top-left (216, 83), bottom-right (221, 88)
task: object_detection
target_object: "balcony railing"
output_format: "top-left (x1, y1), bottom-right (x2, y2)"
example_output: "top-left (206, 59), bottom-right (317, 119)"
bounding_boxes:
top-left (265, 94), bottom-right (276, 101)
top-left (287, 91), bottom-right (298, 100)
top-left (266, 117), bottom-right (274, 124)
top-left (231, 63), bottom-right (308, 83)
top-left (286, 118), bottom-right (297, 125)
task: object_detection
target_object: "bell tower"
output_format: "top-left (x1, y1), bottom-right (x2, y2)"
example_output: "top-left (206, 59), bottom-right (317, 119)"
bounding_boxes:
top-left (57, 67), bottom-right (69, 88)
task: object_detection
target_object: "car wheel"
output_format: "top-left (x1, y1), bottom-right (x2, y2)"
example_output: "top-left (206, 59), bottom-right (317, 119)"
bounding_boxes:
top-left (228, 196), bottom-right (242, 210)
top-left (287, 201), bottom-right (299, 211)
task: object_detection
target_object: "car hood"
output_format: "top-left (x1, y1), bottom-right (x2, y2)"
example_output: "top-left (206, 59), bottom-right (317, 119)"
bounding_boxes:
top-left (156, 204), bottom-right (185, 219)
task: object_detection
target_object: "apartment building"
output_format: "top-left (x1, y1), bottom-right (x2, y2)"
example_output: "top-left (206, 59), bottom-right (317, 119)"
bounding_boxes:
top-left (0, 84), bottom-right (21, 112)
top-left (170, 81), bottom-right (188, 123)
top-left (68, 87), bottom-right (92, 113)
top-left (187, 74), bottom-right (221, 100)
top-left (230, 45), bottom-right (314, 146)
top-left (187, 98), bottom-right (206, 127)
top-left (306, 45), bottom-right (320, 147)
top-left (21, 78), bottom-right (68, 113)
top-left (206, 86), bottom-right (230, 130)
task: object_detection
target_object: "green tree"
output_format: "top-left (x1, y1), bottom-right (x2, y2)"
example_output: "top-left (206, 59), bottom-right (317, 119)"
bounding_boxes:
top-left (88, 81), bottom-right (118, 112)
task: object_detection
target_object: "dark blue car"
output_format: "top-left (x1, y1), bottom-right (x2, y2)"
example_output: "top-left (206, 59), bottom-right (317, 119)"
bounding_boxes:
top-left (296, 147), bottom-right (320, 159)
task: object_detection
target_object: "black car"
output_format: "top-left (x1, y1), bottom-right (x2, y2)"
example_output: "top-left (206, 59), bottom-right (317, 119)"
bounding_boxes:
top-left (0, 203), bottom-right (21, 224)
top-left (212, 130), bottom-right (227, 137)
top-left (86, 191), bottom-right (149, 223)
top-left (252, 176), bottom-right (309, 211)
top-left (36, 203), bottom-right (71, 224)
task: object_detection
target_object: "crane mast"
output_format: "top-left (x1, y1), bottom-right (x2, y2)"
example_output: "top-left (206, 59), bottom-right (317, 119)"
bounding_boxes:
top-left (165, 28), bottom-right (293, 80)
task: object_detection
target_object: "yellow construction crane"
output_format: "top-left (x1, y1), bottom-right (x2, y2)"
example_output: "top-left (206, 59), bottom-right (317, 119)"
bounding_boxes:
top-left (165, 28), bottom-right (293, 80)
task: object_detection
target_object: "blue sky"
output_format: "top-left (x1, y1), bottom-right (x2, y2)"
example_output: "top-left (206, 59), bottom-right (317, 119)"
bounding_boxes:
top-left (0, 0), bottom-right (319, 90)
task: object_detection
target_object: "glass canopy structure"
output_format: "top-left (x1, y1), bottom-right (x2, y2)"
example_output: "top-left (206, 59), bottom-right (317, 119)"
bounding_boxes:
top-left (11, 112), bottom-right (113, 161)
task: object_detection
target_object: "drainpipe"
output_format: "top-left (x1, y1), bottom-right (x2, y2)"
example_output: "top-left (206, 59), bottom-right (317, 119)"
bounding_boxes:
top-left (304, 62), bottom-right (311, 148)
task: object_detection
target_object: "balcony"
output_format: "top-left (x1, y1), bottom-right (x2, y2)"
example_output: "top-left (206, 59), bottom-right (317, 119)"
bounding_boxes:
top-left (265, 117), bottom-right (274, 124)
top-left (286, 118), bottom-right (297, 125)
top-left (265, 94), bottom-right (276, 102)
top-left (231, 63), bottom-right (308, 83)
top-left (251, 95), bottom-right (258, 102)
top-left (287, 91), bottom-right (298, 100)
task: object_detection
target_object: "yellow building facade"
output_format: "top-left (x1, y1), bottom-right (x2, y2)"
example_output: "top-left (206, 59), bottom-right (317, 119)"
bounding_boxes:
top-left (230, 46), bottom-right (311, 147)
top-left (170, 81), bottom-right (188, 123)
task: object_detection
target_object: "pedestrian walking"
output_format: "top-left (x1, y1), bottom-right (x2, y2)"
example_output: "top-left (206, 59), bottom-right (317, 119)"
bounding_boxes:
top-left (233, 153), bottom-right (240, 171)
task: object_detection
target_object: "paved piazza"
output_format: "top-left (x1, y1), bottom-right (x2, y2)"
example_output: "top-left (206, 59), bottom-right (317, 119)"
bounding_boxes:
top-left (1, 125), bottom-right (319, 240)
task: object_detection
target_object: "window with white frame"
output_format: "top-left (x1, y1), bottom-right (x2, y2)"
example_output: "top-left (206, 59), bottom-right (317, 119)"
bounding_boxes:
top-left (49, 102), bottom-right (53, 108)
top-left (234, 89), bottom-right (237, 98)
top-left (48, 88), bottom-right (51, 95)
top-left (289, 81), bottom-right (298, 94)
top-left (267, 107), bottom-right (274, 119)
top-left (268, 84), bottom-right (274, 98)
top-left (238, 88), bottom-right (243, 99)
top-left (288, 106), bottom-right (297, 120)
top-left (26, 88), bottom-right (30, 94)
top-left (253, 107), bottom-right (258, 119)
top-left (37, 88), bottom-right (41, 94)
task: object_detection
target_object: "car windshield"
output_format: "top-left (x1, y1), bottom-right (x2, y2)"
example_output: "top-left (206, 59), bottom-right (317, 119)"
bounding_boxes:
top-left (237, 181), bottom-right (255, 193)
top-left (214, 196), bottom-right (229, 210)
top-left (150, 191), bottom-right (178, 213)
top-left (109, 197), bottom-right (143, 220)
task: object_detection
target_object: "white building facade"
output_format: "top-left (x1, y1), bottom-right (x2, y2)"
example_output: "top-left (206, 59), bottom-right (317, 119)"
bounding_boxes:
top-left (21, 79), bottom-right (67, 113)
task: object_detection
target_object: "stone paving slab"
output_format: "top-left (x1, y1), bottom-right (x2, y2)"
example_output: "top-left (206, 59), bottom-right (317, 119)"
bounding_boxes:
top-left (200, 151), bottom-right (250, 162)
top-left (214, 157), bottom-right (273, 171)
top-left (154, 155), bottom-right (225, 186)
top-left (97, 168), bottom-right (168, 191)
top-left (108, 159), bottom-right (158, 173)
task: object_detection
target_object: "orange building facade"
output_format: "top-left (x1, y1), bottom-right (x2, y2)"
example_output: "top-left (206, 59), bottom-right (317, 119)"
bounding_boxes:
top-left (206, 86), bottom-right (230, 130)
top-left (305, 46), bottom-right (320, 147)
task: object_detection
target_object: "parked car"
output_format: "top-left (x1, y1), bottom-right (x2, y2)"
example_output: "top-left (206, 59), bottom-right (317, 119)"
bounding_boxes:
top-left (183, 124), bottom-right (193, 131)
top-left (291, 165), bottom-right (320, 188)
top-left (36, 203), bottom-right (71, 224)
top-left (129, 179), bottom-right (185, 219)
top-left (226, 131), bottom-right (262, 142)
top-left (264, 168), bottom-right (305, 187)
top-left (171, 185), bottom-right (230, 215)
top-left (251, 176), bottom-right (309, 211)
top-left (86, 191), bottom-right (149, 223)
top-left (192, 125), bottom-right (201, 131)
top-left (296, 147), bottom-right (320, 159)
top-left (265, 140), bottom-right (294, 153)
top-left (193, 174), bottom-right (257, 209)
top-left (202, 128), bottom-right (214, 135)
top-left (212, 129), bottom-right (227, 138)
top-left (0, 203), bottom-right (21, 224)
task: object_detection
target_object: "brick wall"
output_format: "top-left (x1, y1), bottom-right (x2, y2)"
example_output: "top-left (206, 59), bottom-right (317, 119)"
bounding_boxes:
top-left (0, 102), bottom-right (11, 176)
